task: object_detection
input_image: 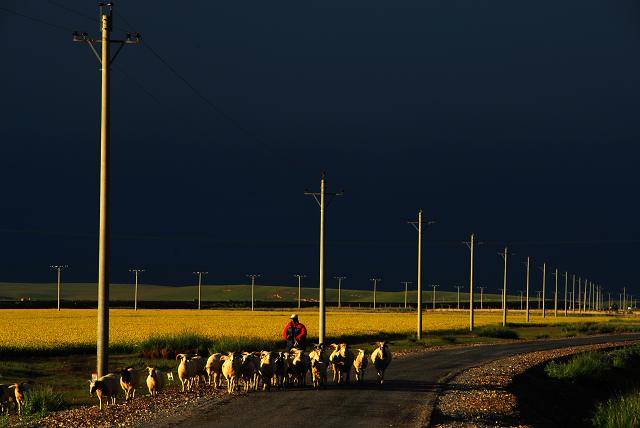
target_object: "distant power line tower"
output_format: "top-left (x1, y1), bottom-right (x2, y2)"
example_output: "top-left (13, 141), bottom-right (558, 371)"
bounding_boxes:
top-left (50, 265), bottom-right (68, 311)
top-left (193, 271), bottom-right (208, 310)
top-left (129, 269), bottom-right (145, 311)
top-left (72, 2), bottom-right (141, 377)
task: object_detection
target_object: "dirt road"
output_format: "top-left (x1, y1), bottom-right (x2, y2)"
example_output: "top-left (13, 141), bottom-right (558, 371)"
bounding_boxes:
top-left (160, 334), bottom-right (640, 428)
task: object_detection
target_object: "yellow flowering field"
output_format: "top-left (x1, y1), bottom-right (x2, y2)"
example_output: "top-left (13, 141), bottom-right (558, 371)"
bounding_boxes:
top-left (0, 309), bottom-right (619, 350)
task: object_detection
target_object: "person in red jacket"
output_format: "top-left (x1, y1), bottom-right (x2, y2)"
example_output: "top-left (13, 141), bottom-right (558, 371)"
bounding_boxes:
top-left (282, 314), bottom-right (307, 351)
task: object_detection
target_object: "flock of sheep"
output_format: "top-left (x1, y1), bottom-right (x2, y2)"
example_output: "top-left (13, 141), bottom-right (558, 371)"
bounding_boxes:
top-left (88, 341), bottom-right (393, 410)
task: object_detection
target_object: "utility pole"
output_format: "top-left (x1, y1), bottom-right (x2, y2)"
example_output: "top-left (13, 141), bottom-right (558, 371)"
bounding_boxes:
top-left (402, 281), bottom-right (413, 309)
top-left (305, 173), bottom-right (343, 346)
top-left (129, 268), bottom-right (145, 311)
top-left (551, 268), bottom-right (559, 318)
top-left (539, 263), bottom-right (547, 318)
top-left (334, 276), bottom-right (346, 308)
top-left (624, 287), bottom-right (627, 311)
top-left (584, 279), bottom-right (588, 312)
top-left (536, 290), bottom-right (542, 309)
top-left (370, 278), bottom-right (382, 309)
top-left (294, 274), bottom-right (307, 309)
top-left (193, 271), bottom-right (208, 310)
top-left (463, 234), bottom-right (478, 332)
top-left (408, 209), bottom-right (435, 340)
top-left (523, 257), bottom-right (531, 322)
top-left (73, 3), bottom-right (140, 378)
top-left (431, 284), bottom-right (439, 310)
top-left (578, 277), bottom-right (582, 312)
top-left (619, 293), bottom-right (623, 312)
top-left (519, 290), bottom-right (524, 310)
top-left (572, 274), bottom-right (576, 312)
top-left (608, 292), bottom-right (611, 311)
top-left (246, 274), bottom-right (260, 311)
top-left (479, 286), bottom-right (485, 310)
top-left (50, 265), bottom-right (68, 311)
top-left (454, 285), bottom-right (463, 310)
top-left (498, 247), bottom-right (511, 327)
top-left (563, 272), bottom-right (568, 316)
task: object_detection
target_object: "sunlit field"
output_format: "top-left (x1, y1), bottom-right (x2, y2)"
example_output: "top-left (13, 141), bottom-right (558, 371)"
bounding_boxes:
top-left (0, 309), bottom-right (621, 350)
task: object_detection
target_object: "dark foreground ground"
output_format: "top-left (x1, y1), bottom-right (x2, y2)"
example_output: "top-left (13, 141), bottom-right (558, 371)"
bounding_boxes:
top-left (155, 334), bottom-right (640, 428)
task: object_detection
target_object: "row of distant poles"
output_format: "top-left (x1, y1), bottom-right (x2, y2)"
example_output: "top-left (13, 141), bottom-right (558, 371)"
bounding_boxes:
top-left (50, 265), bottom-right (632, 318)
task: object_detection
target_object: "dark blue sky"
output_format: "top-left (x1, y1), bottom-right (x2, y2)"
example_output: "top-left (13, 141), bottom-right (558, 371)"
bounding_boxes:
top-left (1, 1), bottom-right (639, 295)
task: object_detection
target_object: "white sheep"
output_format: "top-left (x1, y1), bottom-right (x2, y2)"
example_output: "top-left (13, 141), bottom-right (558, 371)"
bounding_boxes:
top-left (176, 353), bottom-right (196, 392)
top-left (189, 356), bottom-right (207, 387)
top-left (329, 343), bottom-right (354, 385)
top-left (353, 349), bottom-right (368, 383)
top-left (309, 345), bottom-right (328, 389)
top-left (205, 353), bottom-right (224, 389)
top-left (145, 367), bottom-right (165, 397)
top-left (221, 352), bottom-right (242, 394)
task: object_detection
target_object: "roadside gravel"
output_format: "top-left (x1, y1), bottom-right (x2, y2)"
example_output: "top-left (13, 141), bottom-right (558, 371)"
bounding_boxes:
top-left (431, 340), bottom-right (639, 428)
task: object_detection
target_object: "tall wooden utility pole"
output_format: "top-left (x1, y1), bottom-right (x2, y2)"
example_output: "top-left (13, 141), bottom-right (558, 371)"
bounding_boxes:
top-left (498, 247), bottom-right (510, 327)
top-left (334, 276), bottom-right (346, 308)
top-left (305, 174), bottom-right (342, 345)
top-left (129, 268), bottom-right (145, 311)
top-left (50, 265), bottom-right (68, 311)
top-left (193, 271), bottom-right (208, 310)
top-left (464, 234), bottom-right (477, 331)
top-left (479, 286), bottom-right (485, 310)
top-left (73, 3), bottom-right (140, 377)
top-left (246, 274), bottom-right (260, 311)
top-left (408, 209), bottom-right (434, 340)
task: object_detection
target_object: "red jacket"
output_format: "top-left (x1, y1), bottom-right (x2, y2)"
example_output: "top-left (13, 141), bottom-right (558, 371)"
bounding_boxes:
top-left (282, 320), bottom-right (307, 342)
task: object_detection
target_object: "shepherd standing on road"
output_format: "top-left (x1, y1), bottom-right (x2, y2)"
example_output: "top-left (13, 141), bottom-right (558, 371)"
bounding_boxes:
top-left (283, 313), bottom-right (307, 351)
